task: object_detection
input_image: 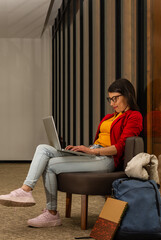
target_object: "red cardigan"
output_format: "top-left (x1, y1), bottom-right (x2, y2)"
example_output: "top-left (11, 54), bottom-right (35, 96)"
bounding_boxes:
top-left (94, 110), bottom-right (143, 168)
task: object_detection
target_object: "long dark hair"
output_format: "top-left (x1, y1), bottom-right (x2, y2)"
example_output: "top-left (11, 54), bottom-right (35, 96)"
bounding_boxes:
top-left (108, 78), bottom-right (139, 111)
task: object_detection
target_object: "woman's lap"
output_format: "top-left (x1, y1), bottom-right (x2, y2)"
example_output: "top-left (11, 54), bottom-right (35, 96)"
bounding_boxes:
top-left (47, 154), bottom-right (115, 174)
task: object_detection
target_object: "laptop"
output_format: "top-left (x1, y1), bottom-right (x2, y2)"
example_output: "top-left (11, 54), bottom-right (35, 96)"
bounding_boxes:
top-left (42, 116), bottom-right (94, 157)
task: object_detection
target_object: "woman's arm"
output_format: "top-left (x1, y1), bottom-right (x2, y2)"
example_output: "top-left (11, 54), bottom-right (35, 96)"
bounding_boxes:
top-left (113, 111), bottom-right (143, 158)
top-left (92, 145), bottom-right (117, 156)
top-left (65, 145), bottom-right (117, 156)
top-left (65, 112), bottom-right (142, 157)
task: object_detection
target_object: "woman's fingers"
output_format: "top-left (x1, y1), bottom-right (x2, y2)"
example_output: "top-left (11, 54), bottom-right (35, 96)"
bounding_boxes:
top-left (65, 145), bottom-right (74, 150)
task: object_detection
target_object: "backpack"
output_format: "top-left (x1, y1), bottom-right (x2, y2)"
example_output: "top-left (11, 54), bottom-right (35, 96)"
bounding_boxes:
top-left (112, 178), bottom-right (161, 240)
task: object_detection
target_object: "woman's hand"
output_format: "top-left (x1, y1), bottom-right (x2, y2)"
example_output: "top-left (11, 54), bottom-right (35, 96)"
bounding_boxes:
top-left (65, 145), bottom-right (117, 156)
top-left (65, 145), bottom-right (94, 154)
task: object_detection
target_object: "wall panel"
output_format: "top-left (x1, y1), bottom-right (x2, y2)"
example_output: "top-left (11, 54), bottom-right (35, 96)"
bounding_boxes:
top-left (52, 0), bottom-right (138, 146)
top-left (83, 0), bottom-right (89, 146)
top-left (121, 0), bottom-right (137, 88)
top-left (93, 0), bottom-right (100, 138)
top-left (0, 28), bottom-right (52, 160)
top-left (76, 1), bottom-right (81, 145)
top-left (104, 0), bottom-right (116, 114)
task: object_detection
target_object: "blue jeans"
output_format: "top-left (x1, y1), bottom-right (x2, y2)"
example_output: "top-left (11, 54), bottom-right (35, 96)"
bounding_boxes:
top-left (24, 144), bottom-right (115, 210)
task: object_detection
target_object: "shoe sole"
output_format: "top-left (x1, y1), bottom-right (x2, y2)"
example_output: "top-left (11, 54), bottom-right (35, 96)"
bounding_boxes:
top-left (0, 199), bottom-right (36, 207)
top-left (28, 219), bottom-right (62, 228)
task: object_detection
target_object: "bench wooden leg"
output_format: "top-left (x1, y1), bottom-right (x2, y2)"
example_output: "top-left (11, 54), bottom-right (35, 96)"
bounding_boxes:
top-left (66, 193), bottom-right (72, 218)
top-left (81, 195), bottom-right (88, 230)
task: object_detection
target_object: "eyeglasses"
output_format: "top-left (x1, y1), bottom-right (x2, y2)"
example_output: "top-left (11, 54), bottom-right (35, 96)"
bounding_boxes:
top-left (106, 95), bottom-right (122, 104)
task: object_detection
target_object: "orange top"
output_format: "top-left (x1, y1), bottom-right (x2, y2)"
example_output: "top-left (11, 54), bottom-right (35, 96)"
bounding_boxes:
top-left (94, 112), bottom-right (122, 147)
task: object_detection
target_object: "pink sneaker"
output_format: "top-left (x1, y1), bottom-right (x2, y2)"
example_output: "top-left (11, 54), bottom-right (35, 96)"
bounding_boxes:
top-left (0, 188), bottom-right (36, 207)
top-left (27, 209), bottom-right (62, 228)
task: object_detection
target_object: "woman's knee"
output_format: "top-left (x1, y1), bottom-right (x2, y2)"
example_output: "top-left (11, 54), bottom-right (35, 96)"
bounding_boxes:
top-left (35, 144), bottom-right (57, 157)
top-left (36, 144), bottom-right (50, 152)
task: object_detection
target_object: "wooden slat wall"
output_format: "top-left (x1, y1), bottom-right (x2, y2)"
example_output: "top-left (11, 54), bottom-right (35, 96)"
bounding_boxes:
top-left (150, 0), bottom-right (161, 156)
top-left (52, 0), bottom-right (138, 147)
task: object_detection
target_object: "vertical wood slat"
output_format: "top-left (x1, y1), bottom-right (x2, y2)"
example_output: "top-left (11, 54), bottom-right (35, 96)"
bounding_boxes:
top-left (137, 0), bottom-right (147, 124)
top-left (131, 0), bottom-right (137, 89)
top-left (104, 0), bottom-right (116, 115)
top-left (76, 1), bottom-right (81, 146)
top-left (65, 8), bottom-right (68, 146)
top-left (93, 0), bottom-right (101, 139)
top-left (121, 0), bottom-right (137, 87)
top-left (83, 0), bottom-right (89, 146)
top-left (88, 0), bottom-right (93, 145)
top-left (70, 3), bottom-right (73, 145)
top-left (116, 0), bottom-right (121, 79)
top-left (73, 0), bottom-right (76, 145)
top-left (146, 0), bottom-right (152, 154)
top-left (52, 26), bottom-right (55, 118)
top-left (121, 0), bottom-right (132, 81)
top-left (80, 0), bottom-right (84, 145)
top-left (55, 19), bottom-right (58, 128)
top-left (67, 1), bottom-right (71, 145)
top-left (100, 0), bottom-right (105, 120)
top-left (58, 9), bottom-right (62, 140)
top-left (62, 0), bottom-right (66, 147)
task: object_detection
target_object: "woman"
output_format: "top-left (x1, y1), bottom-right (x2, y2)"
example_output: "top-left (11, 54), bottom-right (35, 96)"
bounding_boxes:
top-left (0, 78), bottom-right (143, 228)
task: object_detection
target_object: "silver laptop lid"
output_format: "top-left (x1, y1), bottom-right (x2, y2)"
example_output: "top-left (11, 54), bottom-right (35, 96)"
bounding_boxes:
top-left (42, 116), bottom-right (62, 150)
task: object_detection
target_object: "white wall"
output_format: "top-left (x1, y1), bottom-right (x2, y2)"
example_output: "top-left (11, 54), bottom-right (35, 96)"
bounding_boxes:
top-left (0, 28), bottom-right (52, 160)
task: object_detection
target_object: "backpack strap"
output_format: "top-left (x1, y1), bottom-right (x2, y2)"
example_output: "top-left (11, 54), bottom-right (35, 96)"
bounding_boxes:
top-left (149, 180), bottom-right (161, 217)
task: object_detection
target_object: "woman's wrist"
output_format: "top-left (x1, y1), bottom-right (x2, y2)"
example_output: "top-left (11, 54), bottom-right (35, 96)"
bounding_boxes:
top-left (91, 148), bottom-right (101, 156)
top-left (96, 149), bottom-right (100, 156)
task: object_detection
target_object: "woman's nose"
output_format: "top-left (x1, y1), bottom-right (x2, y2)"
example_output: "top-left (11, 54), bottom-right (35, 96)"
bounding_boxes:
top-left (110, 101), bottom-right (114, 106)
